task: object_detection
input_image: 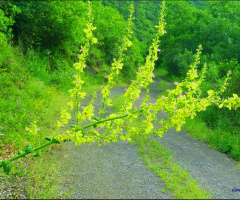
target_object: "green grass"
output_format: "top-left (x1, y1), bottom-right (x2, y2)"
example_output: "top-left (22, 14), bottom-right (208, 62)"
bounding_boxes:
top-left (184, 116), bottom-right (240, 161)
top-left (0, 144), bottom-right (71, 199)
top-left (131, 134), bottom-right (212, 199)
top-left (0, 44), bottom-right (74, 198)
top-left (154, 67), bottom-right (169, 77)
top-left (156, 79), bottom-right (169, 89)
top-left (132, 126), bottom-right (212, 199)
top-left (154, 67), bottom-right (183, 83)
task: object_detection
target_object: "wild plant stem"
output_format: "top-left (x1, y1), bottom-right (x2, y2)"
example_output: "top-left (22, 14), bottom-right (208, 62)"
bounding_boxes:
top-left (1, 109), bottom-right (142, 166)
top-left (100, 100), bottom-right (105, 121)
top-left (76, 92), bottom-right (79, 126)
top-left (81, 113), bottom-right (128, 130)
top-left (79, 109), bottom-right (142, 130)
top-left (1, 141), bottom-right (53, 165)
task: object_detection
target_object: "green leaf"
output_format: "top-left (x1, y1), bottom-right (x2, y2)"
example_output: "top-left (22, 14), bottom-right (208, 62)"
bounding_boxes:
top-left (34, 150), bottom-right (41, 157)
top-left (45, 136), bottom-right (52, 141)
top-left (52, 138), bottom-right (61, 144)
top-left (2, 159), bottom-right (11, 173)
top-left (208, 90), bottom-right (214, 97)
top-left (4, 164), bottom-right (11, 173)
top-left (70, 125), bottom-right (77, 128)
top-left (93, 117), bottom-right (100, 121)
top-left (26, 143), bottom-right (31, 148)
top-left (18, 150), bottom-right (24, 155)
top-left (25, 147), bottom-right (34, 153)
top-left (110, 120), bottom-right (113, 127)
top-left (2, 160), bottom-right (8, 168)
top-left (78, 128), bottom-right (85, 137)
top-left (18, 149), bottom-right (27, 158)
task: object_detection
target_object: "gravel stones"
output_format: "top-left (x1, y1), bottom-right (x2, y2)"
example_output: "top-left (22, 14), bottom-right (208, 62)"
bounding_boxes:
top-left (59, 141), bottom-right (172, 199)
top-left (152, 129), bottom-right (240, 199)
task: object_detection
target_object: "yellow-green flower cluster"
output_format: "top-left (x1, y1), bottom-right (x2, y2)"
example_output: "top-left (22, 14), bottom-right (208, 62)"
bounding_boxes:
top-left (54, 1), bottom-right (97, 143)
top-left (142, 45), bottom-right (240, 137)
top-left (55, 2), bottom-right (135, 145)
top-left (99, 4), bottom-right (134, 119)
top-left (119, 2), bottom-right (167, 135)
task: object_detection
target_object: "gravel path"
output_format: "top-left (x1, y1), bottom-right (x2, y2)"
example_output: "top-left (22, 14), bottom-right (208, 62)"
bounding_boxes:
top-left (59, 142), bottom-right (172, 199)
top-left (56, 75), bottom-right (240, 199)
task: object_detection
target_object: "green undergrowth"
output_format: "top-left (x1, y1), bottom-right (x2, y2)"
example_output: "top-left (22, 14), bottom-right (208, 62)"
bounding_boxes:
top-left (0, 45), bottom-right (71, 198)
top-left (112, 94), bottom-right (211, 199)
top-left (0, 44), bottom-right (104, 198)
top-left (0, 44), bottom-right (126, 149)
top-left (155, 77), bottom-right (169, 90)
top-left (184, 116), bottom-right (240, 161)
top-left (0, 144), bottom-right (70, 199)
top-left (154, 67), bottom-right (183, 84)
